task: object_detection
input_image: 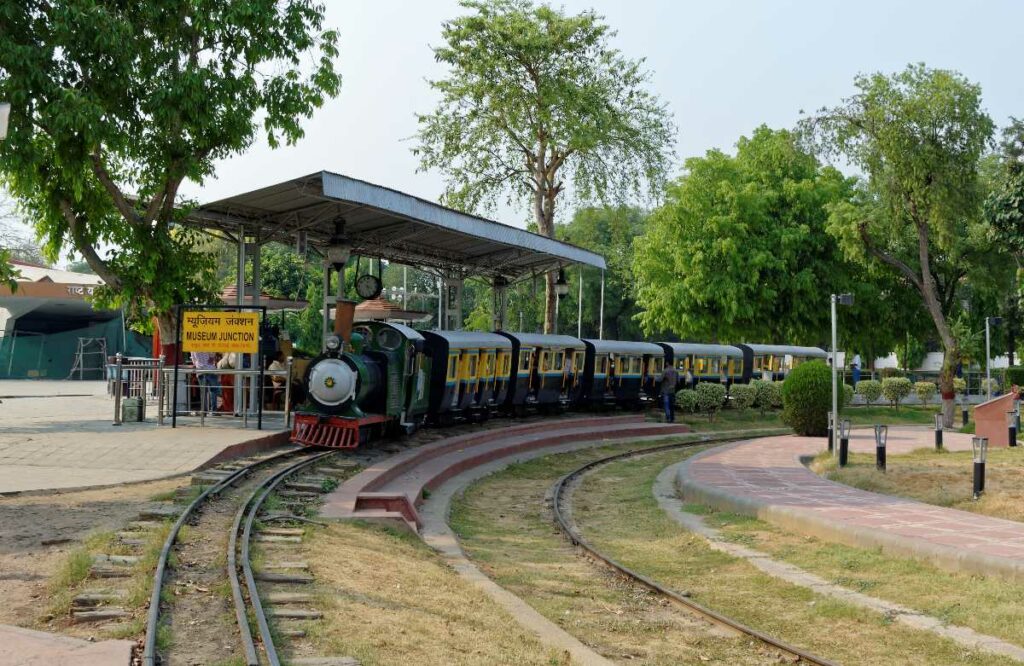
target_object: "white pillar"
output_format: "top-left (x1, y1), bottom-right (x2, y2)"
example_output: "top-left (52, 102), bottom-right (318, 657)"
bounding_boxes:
top-left (598, 269), bottom-right (605, 340)
top-left (831, 294), bottom-right (838, 457)
top-left (492, 278), bottom-right (508, 331)
top-left (577, 268), bottom-right (583, 339)
top-left (443, 277), bottom-right (464, 331)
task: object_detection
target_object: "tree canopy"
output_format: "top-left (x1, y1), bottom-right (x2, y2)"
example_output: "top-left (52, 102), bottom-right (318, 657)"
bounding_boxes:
top-left (633, 125), bottom-right (921, 353)
top-left (802, 63), bottom-right (997, 421)
top-left (414, 0), bottom-right (674, 332)
top-left (0, 1), bottom-right (340, 339)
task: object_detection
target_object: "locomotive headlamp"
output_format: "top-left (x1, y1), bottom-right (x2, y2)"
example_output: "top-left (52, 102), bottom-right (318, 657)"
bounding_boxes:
top-left (325, 335), bottom-right (342, 352)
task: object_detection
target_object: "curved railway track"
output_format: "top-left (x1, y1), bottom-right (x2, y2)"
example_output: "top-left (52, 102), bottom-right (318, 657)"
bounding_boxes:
top-left (550, 440), bottom-right (839, 666)
top-left (141, 448), bottom-right (332, 666)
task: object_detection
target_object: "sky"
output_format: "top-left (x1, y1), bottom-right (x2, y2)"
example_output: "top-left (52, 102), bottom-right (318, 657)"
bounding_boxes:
top-left (179, 0), bottom-right (1024, 228)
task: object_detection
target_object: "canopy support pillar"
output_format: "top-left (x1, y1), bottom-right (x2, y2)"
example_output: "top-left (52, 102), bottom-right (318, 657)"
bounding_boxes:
top-left (599, 269), bottom-right (605, 340)
top-left (443, 277), bottom-right (463, 331)
top-left (492, 277), bottom-right (508, 331)
top-left (577, 268), bottom-right (583, 338)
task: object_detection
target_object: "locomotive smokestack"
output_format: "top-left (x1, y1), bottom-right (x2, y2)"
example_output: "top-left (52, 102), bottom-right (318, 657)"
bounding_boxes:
top-left (334, 298), bottom-right (356, 345)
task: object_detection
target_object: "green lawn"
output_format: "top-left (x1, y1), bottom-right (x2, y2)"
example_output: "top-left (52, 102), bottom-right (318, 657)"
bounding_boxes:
top-left (673, 404), bottom-right (944, 432)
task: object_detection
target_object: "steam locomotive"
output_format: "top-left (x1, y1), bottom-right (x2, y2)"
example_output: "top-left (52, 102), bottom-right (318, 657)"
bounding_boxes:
top-left (289, 303), bottom-right (826, 449)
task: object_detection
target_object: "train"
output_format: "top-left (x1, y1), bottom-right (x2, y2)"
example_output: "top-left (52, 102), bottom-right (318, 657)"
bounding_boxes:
top-left (290, 303), bottom-right (827, 448)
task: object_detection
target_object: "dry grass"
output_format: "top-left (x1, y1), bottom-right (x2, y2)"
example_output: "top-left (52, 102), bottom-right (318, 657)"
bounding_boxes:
top-left (700, 503), bottom-right (1024, 648)
top-left (570, 448), bottom-right (1016, 665)
top-left (451, 440), bottom-right (780, 665)
top-left (813, 446), bottom-right (1024, 522)
top-left (300, 522), bottom-right (566, 666)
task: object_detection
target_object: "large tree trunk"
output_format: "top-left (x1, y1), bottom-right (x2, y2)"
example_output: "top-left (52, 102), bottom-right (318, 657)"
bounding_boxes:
top-left (156, 310), bottom-right (181, 364)
top-left (533, 174), bottom-right (558, 334)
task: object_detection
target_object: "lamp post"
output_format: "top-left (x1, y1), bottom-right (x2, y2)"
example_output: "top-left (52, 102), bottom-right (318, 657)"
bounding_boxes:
top-left (972, 436), bottom-right (988, 500)
top-left (874, 424), bottom-right (887, 471)
top-left (0, 102), bottom-right (10, 140)
top-left (838, 419), bottom-right (851, 467)
top-left (830, 293), bottom-right (854, 457)
top-left (1008, 410), bottom-right (1018, 448)
top-left (827, 411), bottom-right (834, 453)
top-left (553, 268), bottom-right (569, 335)
top-left (961, 393), bottom-right (970, 427)
top-left (934, 413), bottom-right (943, 450)
top-left (986, 316), bottom-right (1003, 401)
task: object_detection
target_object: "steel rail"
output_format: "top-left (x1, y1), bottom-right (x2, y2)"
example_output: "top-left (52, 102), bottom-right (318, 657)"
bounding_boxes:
top-left (142, 447), bottom-right (305, 666)
top-left (550, 438), bottom-right (839, 666)
top-left (230, 450), bottom-right (336, 666)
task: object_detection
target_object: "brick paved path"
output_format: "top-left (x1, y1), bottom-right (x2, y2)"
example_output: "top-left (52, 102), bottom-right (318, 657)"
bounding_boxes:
top-left (677, 427), bottom-right (1024, 581)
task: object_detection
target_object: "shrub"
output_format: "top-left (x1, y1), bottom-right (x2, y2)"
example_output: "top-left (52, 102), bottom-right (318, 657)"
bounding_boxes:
top-left (881, 377), bottom-right (913, 409)
top-left (913, 381), bottom-right (937, 404)
top-left (675, 389), bottom-right (697, 414)
top-left (981, 377), bottom-right (1001, 396)
top-left (953, 377), bottom-right (967, 395)
top-left (842, 383), bottom-right (854, 407)
top-left (695, 382), bottom-right (727, 422)
top-left (730, 384), bottom-right (756, 412)
top-left (781, 360), bottom-right (832, 436)
top-left (856, 379), bottom-right (883, 404)
top-left (880, 367), bottom-right (905, 378)
top-left (1006, 367), bottom-right (1024, 390)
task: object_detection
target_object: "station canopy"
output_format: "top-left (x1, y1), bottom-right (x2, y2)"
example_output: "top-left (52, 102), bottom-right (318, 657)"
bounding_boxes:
top-left (184, 171), bottom-right (606, 280)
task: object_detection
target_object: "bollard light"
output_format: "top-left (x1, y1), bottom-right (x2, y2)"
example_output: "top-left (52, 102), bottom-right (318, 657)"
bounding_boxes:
top-left (961, 394), bottom-right (970, 427)
top-left (972, 436), bottom-right (988, 500)
top-left (1008, 410), bottom-right (1018, 448)
top-left (934, 413), bottom-right (943, 450)
top-left (874, 424), bottom-right (887, 471)
top-left (838, 418), bottom-right (851, 467)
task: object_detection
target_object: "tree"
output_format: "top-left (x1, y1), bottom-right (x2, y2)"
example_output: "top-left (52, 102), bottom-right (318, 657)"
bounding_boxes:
top-left (802, 64), bottom-right (996, 425)
top-left (556, 205), bottom-right (646, 339)
top-left (633, 125), bottom-right (920, 352)
top-left (0, 1), bottom-right (340, 348)
top-left (0, 197), bottom-right (47, 285)
top-left (414, 0), bottom-right (674, 333)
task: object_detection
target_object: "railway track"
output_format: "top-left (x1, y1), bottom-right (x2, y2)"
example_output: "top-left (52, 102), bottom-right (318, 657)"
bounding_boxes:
top-left (141, 447), bottom-right (338, 666)
top-left (550, 439), bottom-right (839, 666)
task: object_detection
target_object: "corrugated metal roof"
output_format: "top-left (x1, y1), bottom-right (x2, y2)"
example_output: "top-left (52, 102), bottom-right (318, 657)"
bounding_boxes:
top-left (183, 171), bottom-right (606, 279)
top-left (10, 260), bottom-right (103, 285)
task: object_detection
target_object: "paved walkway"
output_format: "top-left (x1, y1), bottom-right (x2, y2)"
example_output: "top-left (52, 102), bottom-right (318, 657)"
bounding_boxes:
top-left (677, 427), bottom-right (1024, 580)
top-left (0, 624), bottom-right (132, 665)
top-left (0, 380), bottom-right (289, 492)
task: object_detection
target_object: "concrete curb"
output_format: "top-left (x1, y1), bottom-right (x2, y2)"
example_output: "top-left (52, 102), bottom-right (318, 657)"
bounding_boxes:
top-left (675, 438), bottom-right (1024, 582)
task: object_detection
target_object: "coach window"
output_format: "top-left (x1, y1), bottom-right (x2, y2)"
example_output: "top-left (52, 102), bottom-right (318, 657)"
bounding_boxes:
top-left (447, 354), bottom-right (459, 382)
top-left (573, 351), bottom-right (584, 373)
top-left (554, 351), bottom-right (565, 371)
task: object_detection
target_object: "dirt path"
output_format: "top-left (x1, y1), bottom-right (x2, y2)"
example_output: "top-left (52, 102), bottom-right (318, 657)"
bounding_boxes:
top-left (0, 477), bottom-right (183, 631)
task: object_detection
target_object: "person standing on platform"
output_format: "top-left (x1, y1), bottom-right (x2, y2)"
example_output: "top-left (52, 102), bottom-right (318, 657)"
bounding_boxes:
top-left (660, 362), bottom-right (679, 423)
top-left (851, 353), bottom-right (862, 385)
top-left (191, 350), bottom-right (220, 415)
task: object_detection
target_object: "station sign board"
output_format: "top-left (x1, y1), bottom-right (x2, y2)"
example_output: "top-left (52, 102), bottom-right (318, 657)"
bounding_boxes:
top-left (181, 310), bottom-right (259, 353)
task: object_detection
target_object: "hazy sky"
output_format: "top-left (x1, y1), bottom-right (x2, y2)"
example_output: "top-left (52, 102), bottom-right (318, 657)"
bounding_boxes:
top-left (180, 0), bottom-right (1024, 228)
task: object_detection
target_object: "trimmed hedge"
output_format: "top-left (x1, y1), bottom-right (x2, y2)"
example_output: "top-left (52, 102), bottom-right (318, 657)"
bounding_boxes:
top-left (881, 377), bottom-right (913, 409)
top-left (1006, 366), bottom-right (1024, 389)
top-left (843, 383), bottom-right (854, 407)
top-left (675, 389), bottom-right (697, 414)
top-left (695, 382), bottom-right (727, 422)
top-left (730, 384), bottom-right (756, 412)
top-left (914, 381), bottom-right (937, 404)
top-left (856, 379), bottom-right (883, 404)
top-left (781, 360), bottom-right (832, 436)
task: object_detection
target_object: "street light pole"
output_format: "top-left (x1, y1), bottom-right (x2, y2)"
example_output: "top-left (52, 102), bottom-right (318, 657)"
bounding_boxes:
top-left (831, 294), bottom-right (838, 456)
top-left (986, 317), bottom-right (992, 401)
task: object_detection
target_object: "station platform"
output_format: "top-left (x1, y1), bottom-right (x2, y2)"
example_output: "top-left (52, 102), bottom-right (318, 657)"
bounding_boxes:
top-left (323, 414), bottom-right (690, 530)
top-left (676, 427), bottom-right (1024, 581)
top-left (0, 380), bottom-right (289, 493)
top-left (0, 624), bottom-right (133, 665)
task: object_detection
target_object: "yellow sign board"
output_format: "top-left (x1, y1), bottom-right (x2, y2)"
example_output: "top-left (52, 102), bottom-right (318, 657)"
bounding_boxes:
top-left (181, 310), bottom-right (259, 353)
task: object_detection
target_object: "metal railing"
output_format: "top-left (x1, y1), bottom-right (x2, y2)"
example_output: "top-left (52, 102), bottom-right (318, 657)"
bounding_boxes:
top-left (157, 358), bottom-right (294, 429)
